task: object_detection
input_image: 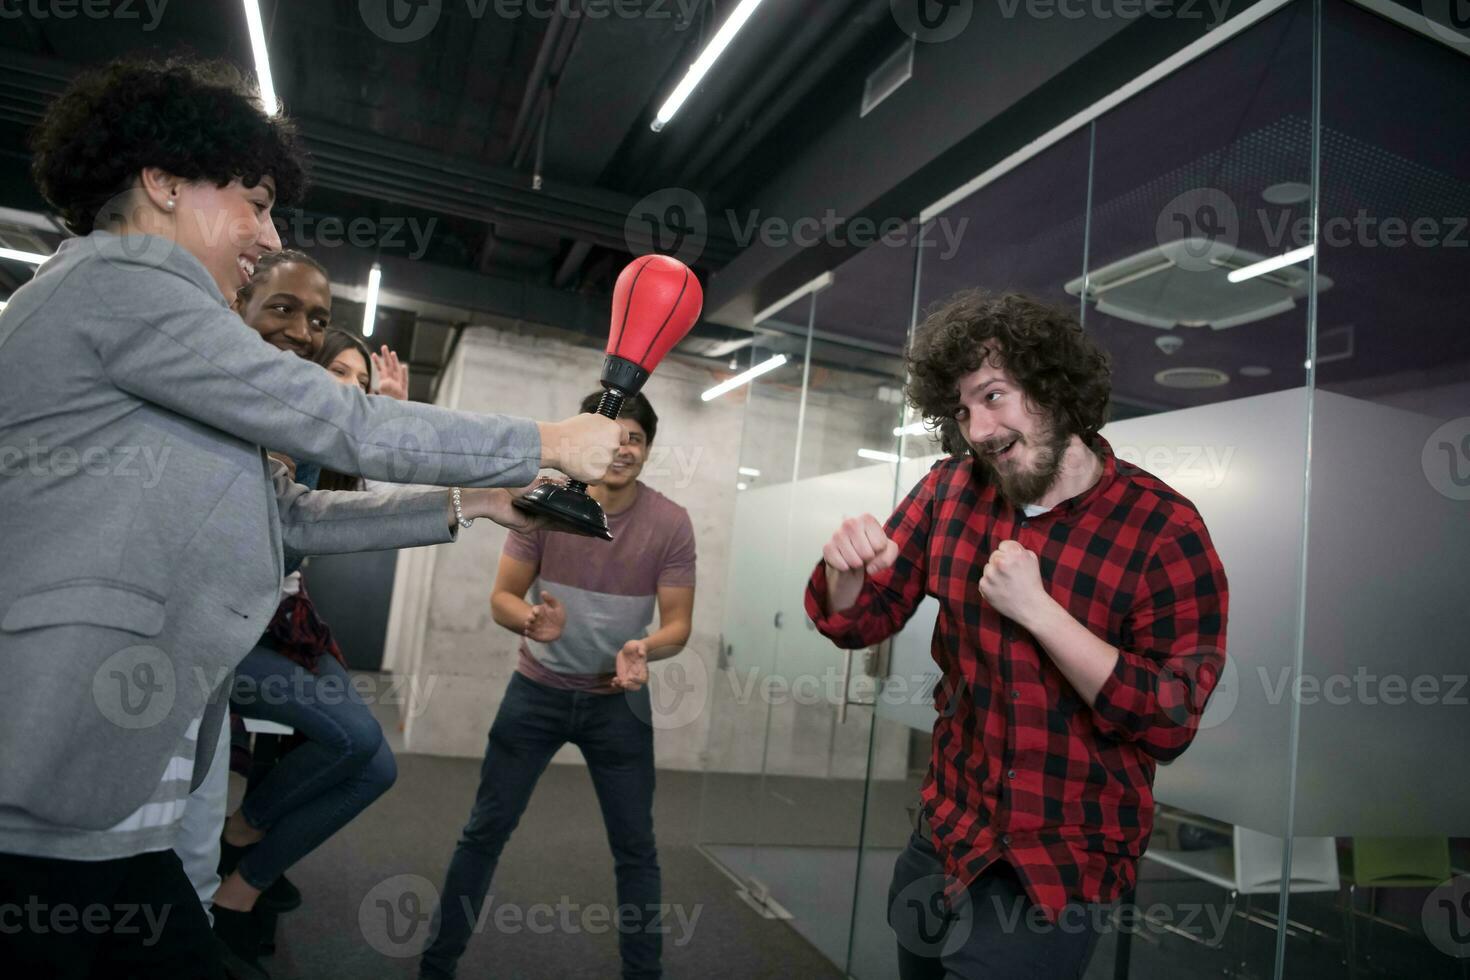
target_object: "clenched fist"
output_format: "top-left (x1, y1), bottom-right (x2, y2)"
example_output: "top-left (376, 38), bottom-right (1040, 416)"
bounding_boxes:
top-left (821, 514), bottom-right (898, 614)
top-left (823, 514), bottom-right (899, 576)
top-left (977, 540), bottom-right (1050, 626)
top-left (538, 413), bottom-right (626, 484)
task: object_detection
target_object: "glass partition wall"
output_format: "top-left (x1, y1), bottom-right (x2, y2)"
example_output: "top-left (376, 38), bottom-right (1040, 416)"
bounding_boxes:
top-left (1284, 4), bottom-right (1470, 979)
top-left (1083, 6), bottom-right (1317, 978)
top-left (697, 2), bottom-right (1469, 977)
top-left (695, 265), bottom-right (916, 967)
top-left (695, 325), bottom-right (804, 916)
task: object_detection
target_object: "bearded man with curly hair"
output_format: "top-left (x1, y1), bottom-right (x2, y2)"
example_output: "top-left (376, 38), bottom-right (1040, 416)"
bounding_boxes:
top-left (805, 290), bottom-right (1230, 979)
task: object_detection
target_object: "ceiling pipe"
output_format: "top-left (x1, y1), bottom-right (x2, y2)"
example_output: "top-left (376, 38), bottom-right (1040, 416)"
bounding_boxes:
top-left (511, 5), bottom-right (586, 171)
top-left (552, 240), bottom-right (594, 289)
top-left (512, 88), bottom-right (552, 172)
top-left (505, 12), bottom-right (568, 161)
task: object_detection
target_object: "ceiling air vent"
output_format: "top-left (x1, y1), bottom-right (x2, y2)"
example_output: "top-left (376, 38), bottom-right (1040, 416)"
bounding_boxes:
top-left (1154, 367), bottom-right (1231, 389)
top-left (1065, 238), bottom-right (1332, 330)
top-left (862, 38), bottom-right (915, 118)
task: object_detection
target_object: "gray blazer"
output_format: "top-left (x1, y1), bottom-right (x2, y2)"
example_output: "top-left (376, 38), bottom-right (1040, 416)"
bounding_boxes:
top-left (0, 232), bottom-right (541, 844)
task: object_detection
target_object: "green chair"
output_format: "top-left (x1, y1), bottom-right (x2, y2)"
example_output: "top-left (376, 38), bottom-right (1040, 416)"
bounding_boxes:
top-left (1341, 836), bottom-right (1453, 979)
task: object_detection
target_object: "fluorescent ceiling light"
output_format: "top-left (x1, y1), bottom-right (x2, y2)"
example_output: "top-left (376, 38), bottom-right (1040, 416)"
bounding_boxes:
top-left (893, 421), bottom-right (929, 437)
top-left (361, 264), bottom-right (382, 338)
top-left (651, 0), bottom-right (766, 132)
top-left (0, 246), bottom-right (48, 266)
top-left (1227, 244), bottom-right (1315, 283)
top-left (242, 0), bottom-right (279, 115)
top-left (737, 466), bottom-right (761, 477)
top-left (857, 448), bottom-right (901, 463)
top-left (701, 354), bottom-right (787, 401)
top-left (736, 482), bottom-right (748, 491)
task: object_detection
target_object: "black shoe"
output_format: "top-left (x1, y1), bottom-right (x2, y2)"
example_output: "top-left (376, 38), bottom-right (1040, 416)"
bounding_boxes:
top-left (254, 904), bottom-right (279, 955)
top-left (213, 906), bottom-right (271, 980)
top-left (257, 873), bottom-right (302, 913)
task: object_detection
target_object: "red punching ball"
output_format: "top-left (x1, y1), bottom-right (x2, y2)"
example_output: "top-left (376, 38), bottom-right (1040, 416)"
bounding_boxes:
top-left (601, 254), bottom-right (704, 393)
top-left (513, 255), bottom-right (703, 540)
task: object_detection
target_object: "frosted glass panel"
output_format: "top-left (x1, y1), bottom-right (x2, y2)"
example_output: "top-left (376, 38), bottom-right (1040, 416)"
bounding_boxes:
top-left (697, 334), bottom-right (803, 870)
top-left (1294, 392), bottom-right (1470, 836)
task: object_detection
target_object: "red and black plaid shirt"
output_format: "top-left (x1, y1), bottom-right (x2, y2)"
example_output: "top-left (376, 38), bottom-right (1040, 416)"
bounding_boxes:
top-left (805, 436), bottom-right (1228, 916)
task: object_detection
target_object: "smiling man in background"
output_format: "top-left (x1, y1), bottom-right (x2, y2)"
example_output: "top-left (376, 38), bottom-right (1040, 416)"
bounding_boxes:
top-left (422, 390), bottom-right (697, 980)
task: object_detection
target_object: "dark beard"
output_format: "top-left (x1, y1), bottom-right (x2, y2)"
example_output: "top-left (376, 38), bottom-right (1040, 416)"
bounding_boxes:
top-left (975, 422), bottom-right (1070, 507)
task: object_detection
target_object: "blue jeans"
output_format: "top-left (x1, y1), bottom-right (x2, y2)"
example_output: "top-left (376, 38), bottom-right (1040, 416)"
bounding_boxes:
top-left (421, 672), bottom-right (661, 980)
top-left (229, 645), bottom-right (397, 890)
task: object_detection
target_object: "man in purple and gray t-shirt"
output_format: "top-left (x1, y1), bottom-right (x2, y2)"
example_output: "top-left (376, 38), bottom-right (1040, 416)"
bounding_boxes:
top-left (422, 390), bottom-right (696, 980)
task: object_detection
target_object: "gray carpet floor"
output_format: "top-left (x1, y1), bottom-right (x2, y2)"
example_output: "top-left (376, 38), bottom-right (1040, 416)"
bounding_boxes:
top-left (247, 755), bottom-right (845, 979)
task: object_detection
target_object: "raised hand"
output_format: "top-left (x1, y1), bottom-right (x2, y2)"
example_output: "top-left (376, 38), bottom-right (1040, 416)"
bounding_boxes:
top-left (821, 513), bottom-right (899, 614)
top-left (822, 514), bottom-right (899, 576)
top-left (371, 345), bottom-right (410, 400)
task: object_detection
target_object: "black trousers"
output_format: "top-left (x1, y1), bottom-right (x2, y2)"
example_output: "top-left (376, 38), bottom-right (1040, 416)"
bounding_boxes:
top-left (888, 831), bottom-right (1104, 980)
top-left (0, 848), bottom-right (223, 979)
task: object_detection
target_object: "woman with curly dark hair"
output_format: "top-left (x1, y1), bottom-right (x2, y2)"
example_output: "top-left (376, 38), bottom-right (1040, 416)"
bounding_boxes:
top-left (30, 58), bottom-right (308, 294)
top-left (804, 290), bottom-right (1229, 979)
top-left (0, 58), bottom-right (621, 979)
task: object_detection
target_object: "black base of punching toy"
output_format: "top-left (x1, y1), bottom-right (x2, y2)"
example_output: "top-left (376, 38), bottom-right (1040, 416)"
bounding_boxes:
top-left (512, 482), bottom-right (613, 540)
top-left (512, 374), bottom-right (645, 541)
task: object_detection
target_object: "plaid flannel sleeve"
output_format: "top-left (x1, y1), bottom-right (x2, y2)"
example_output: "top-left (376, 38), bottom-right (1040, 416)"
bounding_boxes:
top-left (1091, 521), bottom-right (1230, 762)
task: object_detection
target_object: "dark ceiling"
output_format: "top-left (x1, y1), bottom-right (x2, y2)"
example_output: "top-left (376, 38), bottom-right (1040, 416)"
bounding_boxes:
top-left (0, 0), bottom-right (903, 398)
top-left (0, 1), bottom-right (1464, 415)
